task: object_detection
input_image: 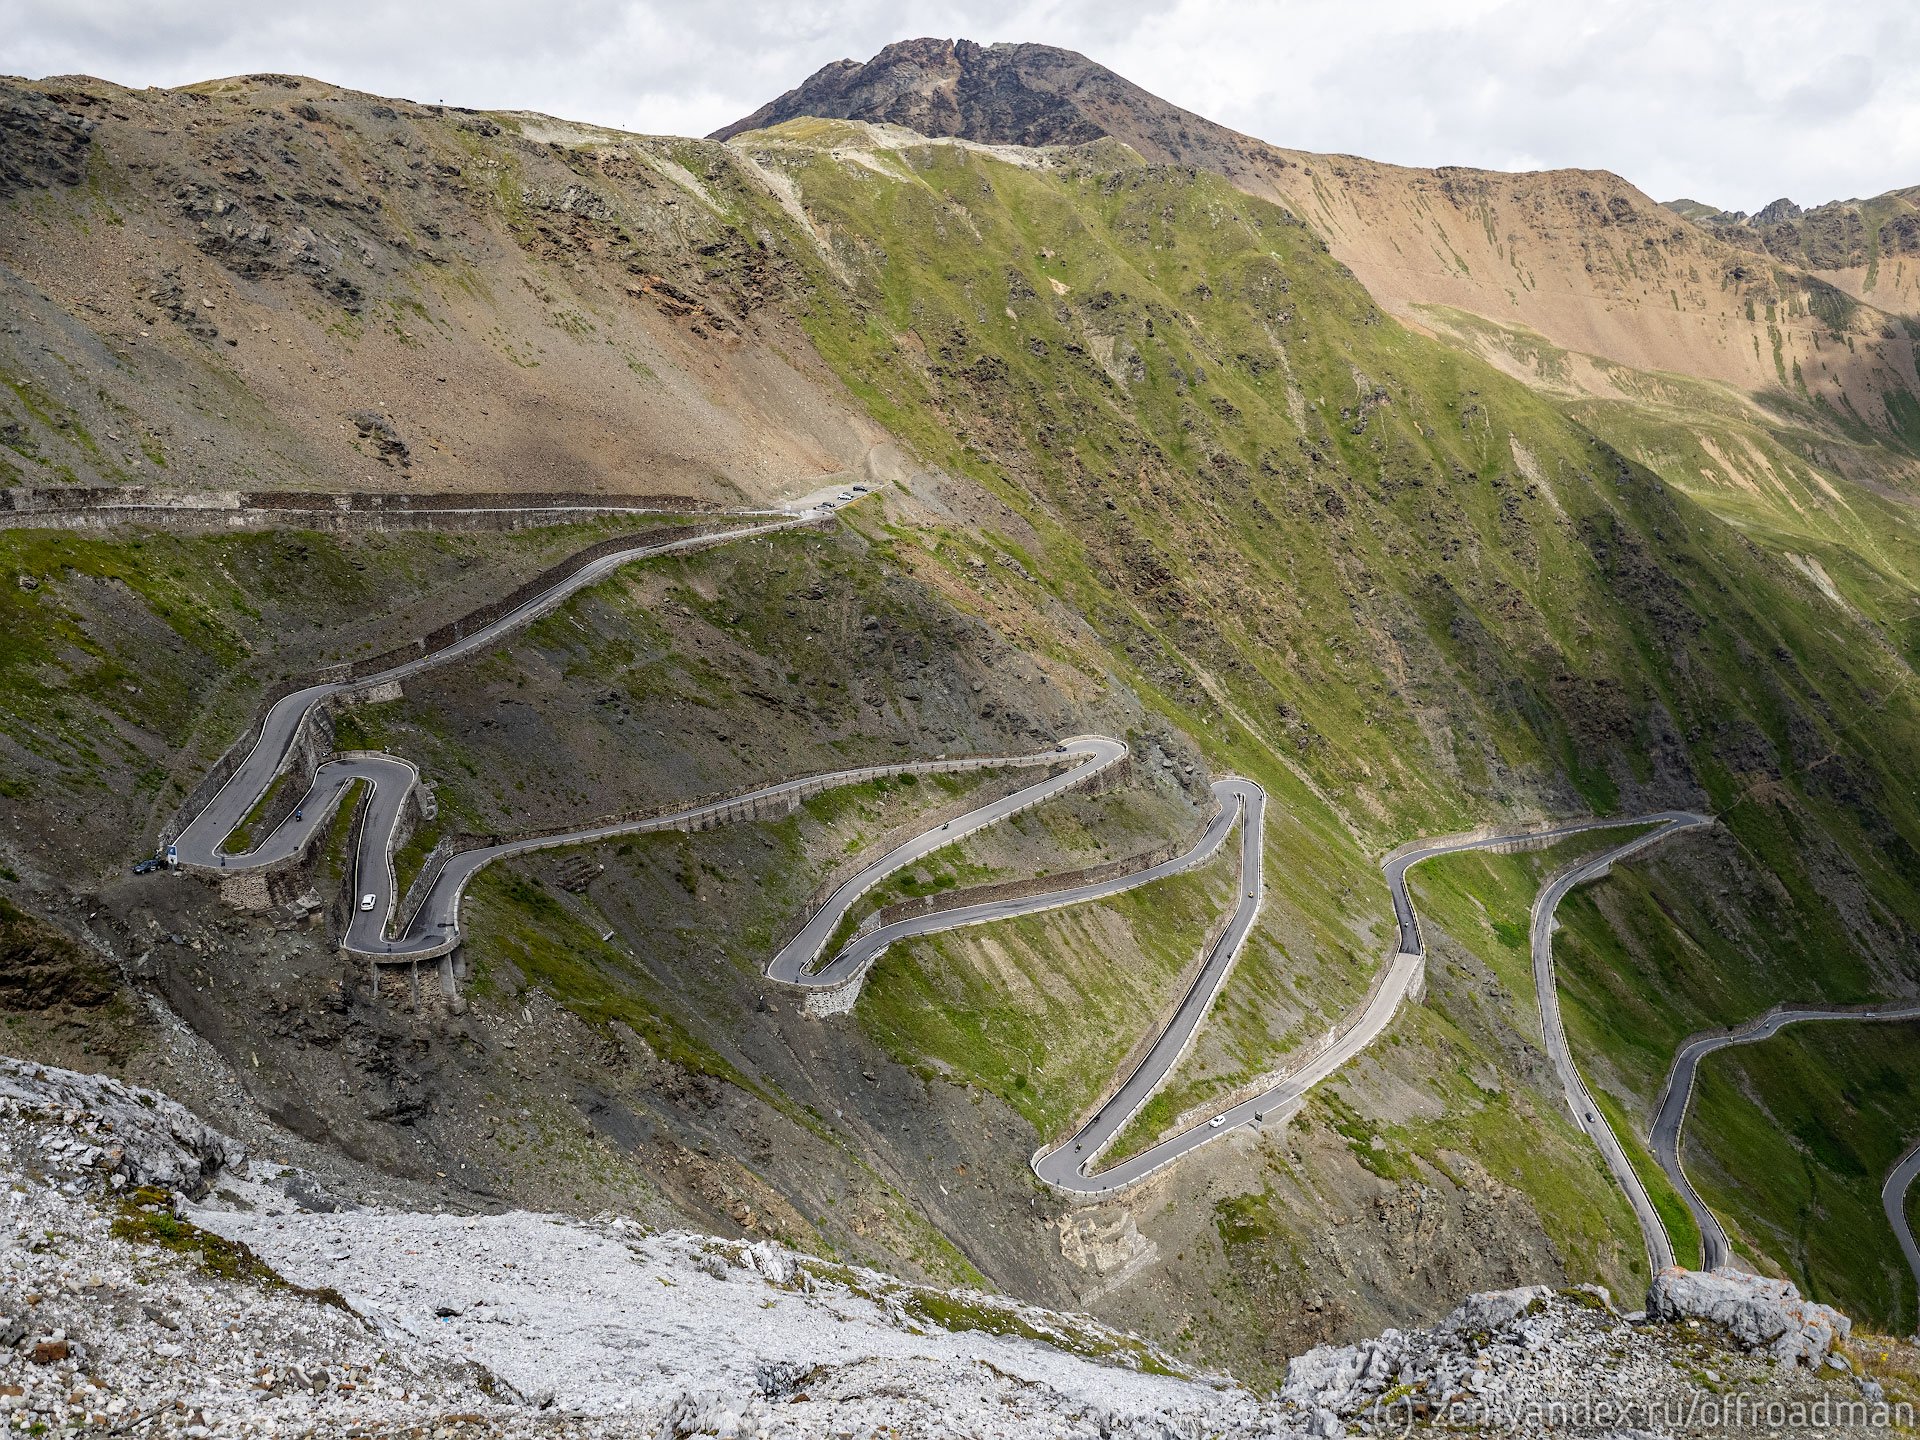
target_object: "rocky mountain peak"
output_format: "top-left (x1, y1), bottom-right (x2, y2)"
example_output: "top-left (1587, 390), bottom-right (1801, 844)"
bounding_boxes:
top-left (712, 37), bottom-right (1224, 160)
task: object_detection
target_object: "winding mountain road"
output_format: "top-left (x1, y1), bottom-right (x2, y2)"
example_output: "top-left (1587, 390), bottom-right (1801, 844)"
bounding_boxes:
top-left (1524, 814), bottom-right (1712, 1273)
top-left (165, 497), bottom-right (1717, 1208)
top-left (1651, 1001), bottom-right (1920, 1270)
top-left (767, 736), bottom-right (1133, 987)
top-left (776, 800), bottom-right (1707, 1196)
top-left (169, 509), bottom-right (833, 942)
top-left (1884, 1140), bottom-right (1920, 1319)
top-left (380, 743), bottom-right (1118, 962)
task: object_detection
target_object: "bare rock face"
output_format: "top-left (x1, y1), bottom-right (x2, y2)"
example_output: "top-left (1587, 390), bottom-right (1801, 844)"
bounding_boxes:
top-left (0, 90), bottom-right (95, 198)
top-left (348, 410), bottom-right (412, 469)
top-left (0, 1055), bottom-right (244, 1197)
top-left (713, 39), bottom-right (1105, 147)
top-left (1646, 1266), bottom-right (1850, 1366)
top-left (1057, 1206), bottom-right (1159, 1297)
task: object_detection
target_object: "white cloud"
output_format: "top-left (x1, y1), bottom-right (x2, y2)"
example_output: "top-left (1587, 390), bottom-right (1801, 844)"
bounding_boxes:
top-left (10, 0), bottom-right (1917, 208)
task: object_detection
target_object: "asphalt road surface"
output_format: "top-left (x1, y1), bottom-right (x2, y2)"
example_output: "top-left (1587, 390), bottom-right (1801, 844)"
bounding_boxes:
top-left (1652, 1000), bottom-right (1920, 1270)
top-left (1884, 1139), bottom-right (1920, 1317)
top-left (767, 736), bottom-right (1132, 986)
top-left (168, 509), bottom-right (830, 940)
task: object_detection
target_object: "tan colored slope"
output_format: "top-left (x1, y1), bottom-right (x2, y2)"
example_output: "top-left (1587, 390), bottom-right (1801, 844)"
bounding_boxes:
top-left (0, 74), bottom-right (883, 501)
top-left (705, 37), bottom-right (1919, 436)
top-left (1253, 150), bottom-right (1918, 421)
top-left (1678, 187), bottom-right (1920, 319)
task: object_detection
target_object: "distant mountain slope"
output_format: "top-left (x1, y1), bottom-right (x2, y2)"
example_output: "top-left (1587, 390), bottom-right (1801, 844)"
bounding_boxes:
top-left (0, 74), bottom-right (880, 500)
top-left (1663, 187), bottom-right (1920, 317)
top-left (718, 40), bottom-right (1920, 451)
top-left (12, 58), bottom-right (1920, 1355)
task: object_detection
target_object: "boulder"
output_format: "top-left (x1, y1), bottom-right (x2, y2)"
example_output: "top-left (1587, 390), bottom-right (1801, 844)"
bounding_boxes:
top-left (1437, 1284), bottom-right (1551, 1339)
top-left (1282, 1332), bottom-right (1404, 1415)
top-left (0, 1056), bottom-right (243, 1197)
top-left (1645, 1267), bottom-right (1849, 1365)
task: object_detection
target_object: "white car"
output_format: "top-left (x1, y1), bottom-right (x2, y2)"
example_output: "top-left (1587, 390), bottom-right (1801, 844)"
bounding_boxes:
top-left (359, 893), bottom-right (377, 912)
top-left (1208, 1115), bottom-right (1227, 1129)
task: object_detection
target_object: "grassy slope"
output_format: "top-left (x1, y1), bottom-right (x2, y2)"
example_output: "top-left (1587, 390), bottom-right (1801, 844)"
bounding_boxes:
top-left (706, 130), bottom-right (1920, 1288)
top-left (8, 106), bottom-right (1920, 1338)
top-left (1397, 832), bottom-right (1701, 1279)
top-left (857, 836), bottom-right (1241, 1139)
top-left (1687, 1021), bottom-right (1920, 1328)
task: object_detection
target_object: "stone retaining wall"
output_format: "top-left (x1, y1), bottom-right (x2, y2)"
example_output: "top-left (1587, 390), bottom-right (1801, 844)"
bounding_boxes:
top-left (0, 486), bottom-right (759, 533)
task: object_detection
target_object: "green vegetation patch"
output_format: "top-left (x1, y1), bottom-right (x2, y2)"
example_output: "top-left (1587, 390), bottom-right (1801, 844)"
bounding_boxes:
top-left (1687, 1020), bottom-right (1920, 1330)
top-left (111, 1186), bottom-right (348, 1309)
top-left (856, 837), bottom-right (1241, 1140)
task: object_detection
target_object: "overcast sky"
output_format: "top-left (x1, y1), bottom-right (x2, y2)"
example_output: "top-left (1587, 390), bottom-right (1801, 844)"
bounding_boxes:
top-left (14, 0), bottom-right (1918, 210)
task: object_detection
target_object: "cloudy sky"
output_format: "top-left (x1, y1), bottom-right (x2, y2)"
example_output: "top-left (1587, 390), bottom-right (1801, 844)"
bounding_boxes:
top-left (14, 0), bottom-right (1918, 210)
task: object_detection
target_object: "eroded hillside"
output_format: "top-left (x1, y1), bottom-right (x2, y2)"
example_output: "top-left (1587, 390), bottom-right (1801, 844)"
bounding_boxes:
top-left (1668, 187), bottom-right (1920, 319)
top-left (718, 39), bottom-right (1920, 451)
top-left (0, 74), bottom-right (878, 500)
top-left (6, 62), bottom-right (1920, 1379)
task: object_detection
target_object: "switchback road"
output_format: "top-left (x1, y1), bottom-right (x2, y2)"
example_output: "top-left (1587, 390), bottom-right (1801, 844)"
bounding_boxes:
top-left (1883, 1140), bottom-right (1920, 1319)
top-left (165, 496), bottom-right (1715, 1208)
top-left (1524, 815), bottom-right (1711, 1274)
top-left (1651, 1000), bottom-right (1920, 1270)
top-left (775, 800), bottom-right (1704, 1197)
top-left (170, 510), bottom-right (830, 943)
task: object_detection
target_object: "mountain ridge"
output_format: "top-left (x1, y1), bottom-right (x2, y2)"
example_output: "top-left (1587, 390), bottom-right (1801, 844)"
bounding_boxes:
top-left (717, 38), bottom-right (1920, 450)
top-left (8, 49), bottom-right (1920, 1388)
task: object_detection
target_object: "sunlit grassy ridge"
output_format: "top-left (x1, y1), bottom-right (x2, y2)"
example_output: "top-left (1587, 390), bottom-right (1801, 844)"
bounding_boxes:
top-left (710, 129), bottom-right (1920, 1292)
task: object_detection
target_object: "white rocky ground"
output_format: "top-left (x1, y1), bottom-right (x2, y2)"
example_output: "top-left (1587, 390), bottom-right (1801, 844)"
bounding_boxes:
top-left (1, 1055), bottom-right (1913, 1437)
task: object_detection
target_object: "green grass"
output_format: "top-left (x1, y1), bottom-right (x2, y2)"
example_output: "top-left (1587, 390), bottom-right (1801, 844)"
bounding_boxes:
top-left (1589, 1082), bottom-right (1704, 1270)
top-left (111, 1186), bottom-right (347, 1309)
top-left (224, 771), bottom-right (292, 853)
top-left (391, 815), bottom-right (445, 902)
top-left (856, 837), bottom-right (1241, 1140)
top-left (316, 777), bottom-right (365, 900)
top-left (1686, 1020), bottom-right (1920, 1329)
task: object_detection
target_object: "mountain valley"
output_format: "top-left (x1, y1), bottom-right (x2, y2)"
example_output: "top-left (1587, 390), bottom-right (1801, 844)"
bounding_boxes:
top-left (5, 36), bottom-right (1920, 1429)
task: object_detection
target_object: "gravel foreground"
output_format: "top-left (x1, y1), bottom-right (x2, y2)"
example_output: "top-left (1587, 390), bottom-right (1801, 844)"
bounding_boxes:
top-left (3, 1056), bottom-right (1916, 1438)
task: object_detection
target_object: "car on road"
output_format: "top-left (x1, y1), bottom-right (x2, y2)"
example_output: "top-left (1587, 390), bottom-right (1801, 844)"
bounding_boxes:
top-left (359, 893), bottom-right (377, 912)
top-left (1208, 1115), bottom-right (1227, 1129)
